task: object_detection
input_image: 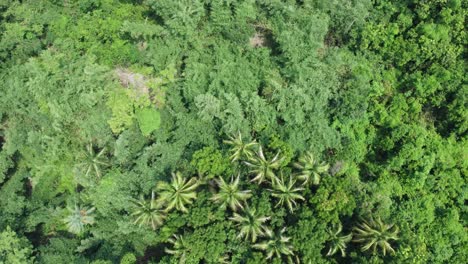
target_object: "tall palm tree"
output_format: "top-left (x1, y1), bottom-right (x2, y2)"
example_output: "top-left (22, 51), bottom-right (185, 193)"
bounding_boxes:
top-left (223, 131), bottom-right (258, 162)
top-left (211, 174), bottom-right (252, 211)
top-left (270, 174), bottom-right (305, 212)
top-left (165, 234), bottom-right (190, 263)
top-left (353, 217), bottom-right (399, 256)
top-left (77, 144), bottom-right (109, 179)
top-left (63, 205), bottom-right (95, 234)
top-left (156, 172), bottom-right (199, 213)
top-left (253, 228), bottom-right (294, 260)
top-left (229, 206), bottom-right (270, 243)
top-left (244, 146), bottom-right (283, 184)
top-left (326, 223), bottom-right (352, 257)
top-left (130, 191), bottom-right (166, 230)
top-left (293, 152), bottom-right (329, 185)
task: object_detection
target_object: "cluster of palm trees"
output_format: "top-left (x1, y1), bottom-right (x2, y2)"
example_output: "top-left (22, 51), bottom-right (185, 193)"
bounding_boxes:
top-left (127, 132), bottom-right (398, 261)
top-left (325, 218), bottom-right (399, 257)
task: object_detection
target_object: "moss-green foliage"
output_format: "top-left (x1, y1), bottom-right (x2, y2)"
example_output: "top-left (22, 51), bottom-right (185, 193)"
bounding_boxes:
top-left (0, 0), bottom-right (465, 263)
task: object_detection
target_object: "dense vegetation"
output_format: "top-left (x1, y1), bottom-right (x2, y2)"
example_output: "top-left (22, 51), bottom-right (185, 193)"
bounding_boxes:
top-left (0, 0), bottom-right (466, 263)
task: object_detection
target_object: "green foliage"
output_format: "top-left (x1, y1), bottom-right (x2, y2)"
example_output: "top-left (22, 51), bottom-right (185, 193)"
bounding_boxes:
top-left (0, 0), bottom-right (465, 263)
top-left (190, 147), bottom-right (232, 180)
top-left (0, 226), bottom-right (34, 264)
top-left (135, 107), bottom-right (161, 137)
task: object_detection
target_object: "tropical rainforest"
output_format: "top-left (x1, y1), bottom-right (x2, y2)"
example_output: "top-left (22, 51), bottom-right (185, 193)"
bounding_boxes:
top-left (0, 0), bottom-right (466, 263)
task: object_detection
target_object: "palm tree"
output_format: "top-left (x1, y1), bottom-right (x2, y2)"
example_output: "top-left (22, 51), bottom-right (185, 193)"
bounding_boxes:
top-left (223, 131), bottom-right (258, 162)
top-left (156, 172), bottom-right (199, 213)
top-left (293, 152), bottom-right (329, 185)
top-left (230, 206), bottom-right (270, 243)
top-left (63, 205), bottom-right (95, 234)
top-left (165, 234), bottom-right (190, 263)
top-left (130, 191), bottom-right (166, 230)
top-left (211, 174), bottom-right (252, 211)
top-left (270, 174), bottom-right (305, 212)
top-left (244, 146), bottom-right (282, 184)
top-left (353, 217), bottom-right (399, 256)
top-left (326, 223), bottom-right (352, 257)
top-left (77, 144), bottom-right (109, 179)
top-left (253, 228), bottom-right (294, 260)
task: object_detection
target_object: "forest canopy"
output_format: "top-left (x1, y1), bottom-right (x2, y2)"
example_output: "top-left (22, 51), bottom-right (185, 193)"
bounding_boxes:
top-left (0, 0), bottom-right (466, 263)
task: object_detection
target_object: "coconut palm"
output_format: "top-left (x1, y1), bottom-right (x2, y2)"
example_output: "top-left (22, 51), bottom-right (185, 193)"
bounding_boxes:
top-left (63, 205), bottom-right (95, 234)
top-left (211, 174), bottom-right (252, 211)
top-left (130, 191), bottom-right (166, 230)
top-left (230, 206), bottom-right (270, 243)
top-left (353, 217), bottom-right (399, 256)
top-left (77, 144), bottom-right (109, 179)
top-left (253, 228), bottom-right (294, 260)
top-left (293, 152), bottom-right (329, 185)
top-left (326, 223), bottom-right (352, 257)
top-left (165, 234), bottom-right (190, 263)
top-left (244, 146), bottom-right (283, 184)
top-left (156, 172), bottom-right (199, 213)
top-left (223, 131), bottom-right (258, 162)
top-left (270, 174), bottom-right (305, 212)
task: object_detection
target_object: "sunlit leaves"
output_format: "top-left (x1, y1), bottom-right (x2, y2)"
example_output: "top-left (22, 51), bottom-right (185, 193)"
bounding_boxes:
top-left (245, 146), bottom-right (283, 184)
top-left (211, 175), bottom-right (251, 211)
top-left (230, 206), bottom-right (270, 243)
top-left (293, 152), bottom-right (329, 186)
top-left (270, 175), bottom-right (305, 213)
top-left (353, 218), bottom-right (399, 256)
top-left (253, 228), bottom-right (294, 260)
top-left (223, 131), bottom-right (258, 162)
top-left (326, 223), bottom-right (352, 257)
top-left (156, 172), bottom-right (199, 213)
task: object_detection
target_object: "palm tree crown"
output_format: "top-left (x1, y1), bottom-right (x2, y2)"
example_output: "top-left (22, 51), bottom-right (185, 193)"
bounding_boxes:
top-left (224, 131), bottom-right (258, 162)
top-left (63, 205), bottom-right (95, 234)
top-left (244, 146), bottom-right (283, 184)
top-left (293, 152), bottom-right (329, 185)
top-left (165, 234), bottom-right (190, 263)
top-left (156, 171), bottom-right (199, 213)
top-left (253, 228), bottom-right (294, 260)
top-left (353, 217), bottom-right (399, 256)
top-left (230, 206), bottom-right (270, 243)
top-left (77, 144), bottom-right (109, 179)
top-left (130, 191), bottom-right (166, 230)
top-left (270, 174), bottom-right (305, 212)
top-left (211, 174), bottom-right (252, 211)
top-left (326, 223), bottom-right (352, 257)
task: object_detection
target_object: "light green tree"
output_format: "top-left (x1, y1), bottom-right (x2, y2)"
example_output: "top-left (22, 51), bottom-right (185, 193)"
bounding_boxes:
top-left (156, 172), bottom-right (199, 213)
top-left (0, 227), bottom-right (34, 263)
top-left (211, 174), bottom-right (252, 211)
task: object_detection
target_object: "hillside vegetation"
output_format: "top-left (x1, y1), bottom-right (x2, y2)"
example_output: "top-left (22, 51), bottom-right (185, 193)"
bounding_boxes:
top-left (0, 0), bottom-right (466, 263)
